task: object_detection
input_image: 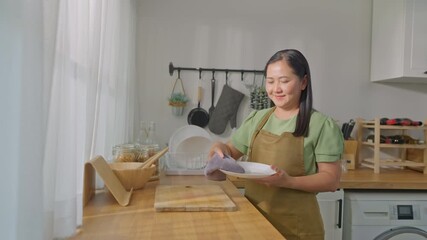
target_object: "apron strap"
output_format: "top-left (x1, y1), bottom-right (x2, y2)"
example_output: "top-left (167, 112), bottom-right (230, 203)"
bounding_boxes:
top-left (247, 107), bottom-right (276, 157)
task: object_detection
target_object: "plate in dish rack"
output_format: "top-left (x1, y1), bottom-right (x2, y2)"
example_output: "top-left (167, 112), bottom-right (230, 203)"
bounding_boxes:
top-left (220, 162), bottom-right (276, 179)
top-left (168, 125), bottom-right (212, 153)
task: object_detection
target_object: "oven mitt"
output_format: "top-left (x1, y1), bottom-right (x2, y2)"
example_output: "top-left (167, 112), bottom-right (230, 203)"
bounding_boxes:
top-left (208, 84), bottom-right (244, 135)
top-left (204, 153), bottom-right (245, 181)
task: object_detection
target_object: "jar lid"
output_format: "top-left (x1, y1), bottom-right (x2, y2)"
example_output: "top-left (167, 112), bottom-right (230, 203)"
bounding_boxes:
top-left (114, 143), bottom-right (138, 149)
top-left (112, 143), bottom-right (139, 155)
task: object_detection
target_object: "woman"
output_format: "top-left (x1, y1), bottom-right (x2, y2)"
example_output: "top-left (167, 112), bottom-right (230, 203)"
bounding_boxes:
top-left (209, 49), bottom-right (344, 240)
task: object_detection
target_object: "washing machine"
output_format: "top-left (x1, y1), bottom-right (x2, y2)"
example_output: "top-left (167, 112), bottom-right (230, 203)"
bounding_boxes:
top-left (343, 190), bottom-right (427, 240)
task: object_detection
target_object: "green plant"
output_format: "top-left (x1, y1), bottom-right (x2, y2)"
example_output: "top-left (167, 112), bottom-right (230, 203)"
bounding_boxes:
top-left (168, 93), bottom-right (189, 107)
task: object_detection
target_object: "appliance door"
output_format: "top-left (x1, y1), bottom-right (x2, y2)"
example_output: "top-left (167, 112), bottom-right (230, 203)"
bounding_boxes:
top-left (351, 226), bottom-right (427, 240)
top-left (373, 226), bottom-right (427, 240)
top-left (317, 190), bottom-right (344, 240)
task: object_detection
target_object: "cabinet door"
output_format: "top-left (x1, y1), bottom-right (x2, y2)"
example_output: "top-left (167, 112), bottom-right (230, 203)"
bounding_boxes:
top-left (317, 190), bottom-right (344, 240)
top-left (371, 0), bottom-right (427, 82)
top-left (404, 0), bottom-right (427, 78)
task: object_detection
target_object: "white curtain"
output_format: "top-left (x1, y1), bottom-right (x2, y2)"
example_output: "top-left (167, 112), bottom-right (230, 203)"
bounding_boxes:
top-left (42, 0), bottom-right (137, 238)
top-left (1, 0), bottom-right (45, 239)
top-left (0, 0), bottom-right (136, 238)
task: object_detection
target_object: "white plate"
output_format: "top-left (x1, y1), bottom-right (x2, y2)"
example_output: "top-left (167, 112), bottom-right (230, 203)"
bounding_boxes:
top-left (168, 125), bottom-right (211, 153)
top-left (175, 136), bottom-right (212, 155)
top-left (220, 162), bottom-right (276, 179)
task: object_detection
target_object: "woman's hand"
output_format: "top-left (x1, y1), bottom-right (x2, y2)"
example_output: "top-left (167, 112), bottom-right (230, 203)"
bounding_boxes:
top-left (208, 142), bottom-right (230, 158)
top-left (255, 161), bottom-right (341, 192)
top-left (208, 141), bottom-right (244, 160)
top-left (255, 165), bottom-right (292, 188)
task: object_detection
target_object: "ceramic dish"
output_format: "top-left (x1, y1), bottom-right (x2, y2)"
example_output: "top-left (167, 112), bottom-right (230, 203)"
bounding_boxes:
top-left (220, 162), bottom-right (276, 179)
top-left (168, 125), bottom-right (211, 153)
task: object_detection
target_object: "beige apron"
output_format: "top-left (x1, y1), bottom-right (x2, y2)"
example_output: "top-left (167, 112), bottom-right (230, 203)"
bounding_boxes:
top-left (245, 108), bottom-right (324, 240)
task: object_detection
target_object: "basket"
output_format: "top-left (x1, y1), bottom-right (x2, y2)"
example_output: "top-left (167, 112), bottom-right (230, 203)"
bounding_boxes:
top-left (109, 162), bottom-right (156, 190)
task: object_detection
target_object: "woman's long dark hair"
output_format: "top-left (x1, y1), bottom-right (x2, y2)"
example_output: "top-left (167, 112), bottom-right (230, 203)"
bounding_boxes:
top-left (264, 49), bottom-right (313, 137)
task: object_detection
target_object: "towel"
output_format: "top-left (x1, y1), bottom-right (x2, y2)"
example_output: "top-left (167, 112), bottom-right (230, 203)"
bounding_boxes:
top-left (204, 153), bottom-right (245, 181)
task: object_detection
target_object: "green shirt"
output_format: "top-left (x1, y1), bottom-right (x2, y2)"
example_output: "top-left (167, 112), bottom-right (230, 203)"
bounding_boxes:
top-left (231, 108), bottom-right (344, 175)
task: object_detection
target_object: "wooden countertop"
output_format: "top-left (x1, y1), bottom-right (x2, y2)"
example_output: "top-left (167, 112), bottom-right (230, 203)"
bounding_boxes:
top-left (229, 168), bottom-right (427, 190)
top-left (70, 175), bottom-right (284, 240)
top-left (339, 167), bottom-right (427, 190)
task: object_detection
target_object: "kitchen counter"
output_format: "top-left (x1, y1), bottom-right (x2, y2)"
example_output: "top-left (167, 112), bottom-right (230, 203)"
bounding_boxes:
top-left (70, 175), bottom-right (284, 240)
top-left (339, 167), bottom-right (427, 190)
top-left (70, 168), bottom-right (427, 239)
top-left (229, 167), bottom-right (427, 190)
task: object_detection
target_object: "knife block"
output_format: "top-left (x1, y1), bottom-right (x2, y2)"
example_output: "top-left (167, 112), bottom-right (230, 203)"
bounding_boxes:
top-left (342, 140), bottom-right (358, 170)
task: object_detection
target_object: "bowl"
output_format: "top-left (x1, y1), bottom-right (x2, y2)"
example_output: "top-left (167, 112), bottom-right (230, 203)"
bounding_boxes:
top-left (109, 162), bottom-right (156, 190)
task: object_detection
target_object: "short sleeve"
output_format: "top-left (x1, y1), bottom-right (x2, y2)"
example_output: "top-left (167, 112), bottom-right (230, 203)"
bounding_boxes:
top-left (231, 110), bottom-right (260, 154)
top-left (314, 117), bottom-right (344, 162)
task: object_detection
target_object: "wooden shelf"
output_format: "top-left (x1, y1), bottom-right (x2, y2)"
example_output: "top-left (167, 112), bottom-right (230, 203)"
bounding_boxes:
top-left (362, 122), bottom-right (427, 130)
top-left (362, 142), bottom-right (427, 149)
top-left (362, 158), bottom-right (425, 167)
top-left (356, 118), bottom-right (427, 174)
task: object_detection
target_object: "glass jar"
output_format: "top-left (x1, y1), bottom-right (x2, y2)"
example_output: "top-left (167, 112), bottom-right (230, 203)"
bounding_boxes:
top-left (140, 143), bottom-right (160, 178)
top-left (113, 143), bottom-right (147, 162)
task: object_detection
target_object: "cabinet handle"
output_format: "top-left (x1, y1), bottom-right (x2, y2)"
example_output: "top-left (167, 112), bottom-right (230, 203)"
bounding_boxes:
top-left (337, 199), bottom-right (343, 229)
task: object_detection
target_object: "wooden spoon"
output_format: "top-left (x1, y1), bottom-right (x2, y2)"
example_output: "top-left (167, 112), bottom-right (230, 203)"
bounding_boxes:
top-left (140, 147), bottom-right (169, 169)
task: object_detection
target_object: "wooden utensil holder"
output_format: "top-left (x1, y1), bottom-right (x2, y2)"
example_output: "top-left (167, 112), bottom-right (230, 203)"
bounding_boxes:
top-left (343, 140), bottom-right (358, 170)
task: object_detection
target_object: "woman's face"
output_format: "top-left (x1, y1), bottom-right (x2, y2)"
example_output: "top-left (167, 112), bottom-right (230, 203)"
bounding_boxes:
top-left (265, 60), bottom-right (307, 111)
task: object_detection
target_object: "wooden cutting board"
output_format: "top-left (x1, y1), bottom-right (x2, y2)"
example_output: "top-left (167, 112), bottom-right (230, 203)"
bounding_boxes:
top-left (154, 185), bottom-right (237, 212)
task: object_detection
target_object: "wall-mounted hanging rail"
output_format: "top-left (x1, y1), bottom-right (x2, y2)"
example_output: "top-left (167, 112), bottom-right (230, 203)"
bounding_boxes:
top-left (169, 62), bottom-right (264, 80)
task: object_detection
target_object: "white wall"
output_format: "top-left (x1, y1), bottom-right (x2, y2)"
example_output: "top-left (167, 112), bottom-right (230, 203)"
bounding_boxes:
top-left (136, 0), bottom-right (427, 146)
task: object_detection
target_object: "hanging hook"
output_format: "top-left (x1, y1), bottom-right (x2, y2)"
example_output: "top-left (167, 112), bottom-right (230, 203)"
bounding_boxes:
top-left (253, 71), bottom-right (256, 86)
top-left (261, 73), bottom-right (265, 86)
top-left (241, 71), bottom-right (244, 81)
top-left (178, 69), bottom-right (181, 79)
top-left (199, 69), bottom-right (202, 80)
top-left (212, 70), bottom-right (215, 79)
top-left (225, 70), bottom-right (229, 85)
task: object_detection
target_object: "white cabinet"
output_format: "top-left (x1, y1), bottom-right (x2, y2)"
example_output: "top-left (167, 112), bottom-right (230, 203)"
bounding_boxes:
top-left (317, 189), bottom-right (344, 240)
top-left (371, 0), bottom-right (427, 83)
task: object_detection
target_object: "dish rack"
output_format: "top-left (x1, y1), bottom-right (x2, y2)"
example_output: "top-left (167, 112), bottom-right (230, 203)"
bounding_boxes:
top-left (161, 152), bottom-right (208, 175)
